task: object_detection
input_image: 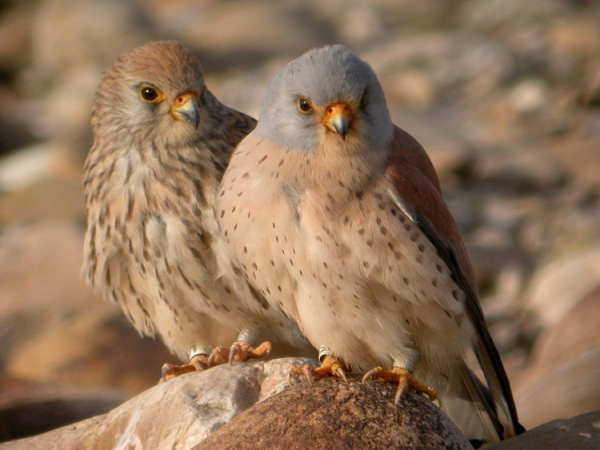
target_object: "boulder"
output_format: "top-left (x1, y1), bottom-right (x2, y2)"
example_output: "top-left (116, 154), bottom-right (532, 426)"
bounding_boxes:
top-left (1, 359), bottom-right (470, 449)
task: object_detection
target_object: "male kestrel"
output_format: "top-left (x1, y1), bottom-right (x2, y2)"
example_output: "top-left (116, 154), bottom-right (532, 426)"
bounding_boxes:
top-left (82, 41), bottom-right (310, 379)
top-left (217, 45), bottom-right (523, 443)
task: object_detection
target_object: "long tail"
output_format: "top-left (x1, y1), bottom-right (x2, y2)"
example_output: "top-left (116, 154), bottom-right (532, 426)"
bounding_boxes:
top-left (441, 362), bottom-right (502, 444)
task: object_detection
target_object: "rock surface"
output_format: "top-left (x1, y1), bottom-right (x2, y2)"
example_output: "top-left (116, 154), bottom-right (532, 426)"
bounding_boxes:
top-left (195, 373), bottom-right (471, 450)
top-left (488, 410), bottom-right (600, 450)
top-left (1, 359), bottom-right (470, 450)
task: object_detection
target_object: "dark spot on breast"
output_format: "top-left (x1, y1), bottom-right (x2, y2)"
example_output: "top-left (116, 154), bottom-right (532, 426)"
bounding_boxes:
top-left (380, 227), bottom-right (387, 236)
top-left (403, 277), bottom-right (409, 285)
top-left (363, 261), bottom-right (370, 268)
top-left (418, 243), bottom-right (425, 252)
top-left (455, 313), bottom-right (463, 326)
top-left (432, 279), bottom-right (438, 288)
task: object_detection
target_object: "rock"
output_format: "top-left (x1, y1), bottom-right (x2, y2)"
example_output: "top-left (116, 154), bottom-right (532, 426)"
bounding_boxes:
top-left (0, 221), bottom-right (173, 394)
top-left (515, 345), bottom-right (600, 429)
top-left (549, 16), bottom-right (600, 59)
top-left (195, 375), bottom-right (471, 450)
top-left (0, 359), bottom-right (302, 449)
top-left (366, 32), bottom-right (514, 107)
top-left (0, 177), bottom-right (84, 224)
top-left (476, 146), bottom-right (566, 193)
top-left (0, 222), bottom-right (94, 317)
top-left (533, 285), bottom-right (600, 366)
top-left (28, 0), bottom-right (152, 84)
top-left (5, 307), bottom-right (174, 396)
top-left (488, 409), bottom-right (600, 450)
top-left (144, 0), bottom-right (335, 67)
top-left (1, 359), bottom-right (470, 449)
top-left (458, 0), bottom-right (568, 31)
top-left (0, 376), bottom-right (126, 443)
top-left (514, 286), bottom-right (600, 428)
top-left (506, 79), bottom-right (550, 116)
top-left (550, 137), bottom-right (600, 192)
top-left (525, 243), bottom-right (600, 329)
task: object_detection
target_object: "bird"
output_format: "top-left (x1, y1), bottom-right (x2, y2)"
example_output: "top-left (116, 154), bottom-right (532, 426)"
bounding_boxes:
top-left (217, 44), bottom-right (524, 444)
top-left (82, 40), bottom-right (311, 380)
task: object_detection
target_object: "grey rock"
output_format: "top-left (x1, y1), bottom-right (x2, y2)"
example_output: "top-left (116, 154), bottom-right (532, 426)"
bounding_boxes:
top-left (488, 409), bottom-right (600, 450)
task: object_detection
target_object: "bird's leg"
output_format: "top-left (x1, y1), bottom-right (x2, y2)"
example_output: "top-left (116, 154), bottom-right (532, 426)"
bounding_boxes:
top-left (362, 366), bottom-right (437, 404)
top-left (207, 329), bottom-right (273, 367)
top-left (228, 340), bottom-right (273, 365)
top-left (160, 344), bottom-right (211, 381)
top-left (289, 346), bottom-right (348, 384)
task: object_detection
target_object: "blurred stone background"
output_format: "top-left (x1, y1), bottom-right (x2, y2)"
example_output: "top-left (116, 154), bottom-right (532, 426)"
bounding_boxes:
top-left (0, 0), bottom-right (599, 442)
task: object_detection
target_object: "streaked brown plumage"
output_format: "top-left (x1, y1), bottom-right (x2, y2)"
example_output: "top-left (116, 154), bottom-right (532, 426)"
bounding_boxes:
top-left (82, 40), bottom-right (310, 376)
top-left (218, 45), bottom-right (523, 444)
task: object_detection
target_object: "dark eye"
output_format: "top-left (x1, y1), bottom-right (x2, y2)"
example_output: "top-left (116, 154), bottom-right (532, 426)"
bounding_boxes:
top-left (297, 98), bottom-right (313, 114)
top-left (140, 86), bottom-right (160, 102)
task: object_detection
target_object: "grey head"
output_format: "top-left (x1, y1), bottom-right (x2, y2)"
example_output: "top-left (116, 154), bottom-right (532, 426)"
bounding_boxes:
top-left (255, 45), bottom-right (394, 153)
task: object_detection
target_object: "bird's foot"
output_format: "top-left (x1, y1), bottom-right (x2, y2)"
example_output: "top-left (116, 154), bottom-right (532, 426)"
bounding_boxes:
top-left (362, 366), bottom-right (437, 403)
top-left (206, 340), bottom-right (273, 367)
top-left (289, 355), bottom-right (348, 385)
top-left (160, 353), bottom-right (209, 382)
top-left (229, 340), bottom-right (273, 365)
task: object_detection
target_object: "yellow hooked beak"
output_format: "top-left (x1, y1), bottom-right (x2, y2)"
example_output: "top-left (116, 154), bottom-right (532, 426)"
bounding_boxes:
top-left (323, 103), bottom-right (352, 139)
top-left (170, 92), bottom-right (199, 129)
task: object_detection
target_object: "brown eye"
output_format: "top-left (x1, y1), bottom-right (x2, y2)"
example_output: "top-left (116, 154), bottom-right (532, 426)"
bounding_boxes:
top-left (297, 98), bottom-right (313, 114)
top-left (140, 86), bottom-right (160, 102)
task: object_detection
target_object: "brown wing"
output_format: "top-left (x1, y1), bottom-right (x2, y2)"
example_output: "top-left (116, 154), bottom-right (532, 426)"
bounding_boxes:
top-left (386, 125), bottom-right (523, 439)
